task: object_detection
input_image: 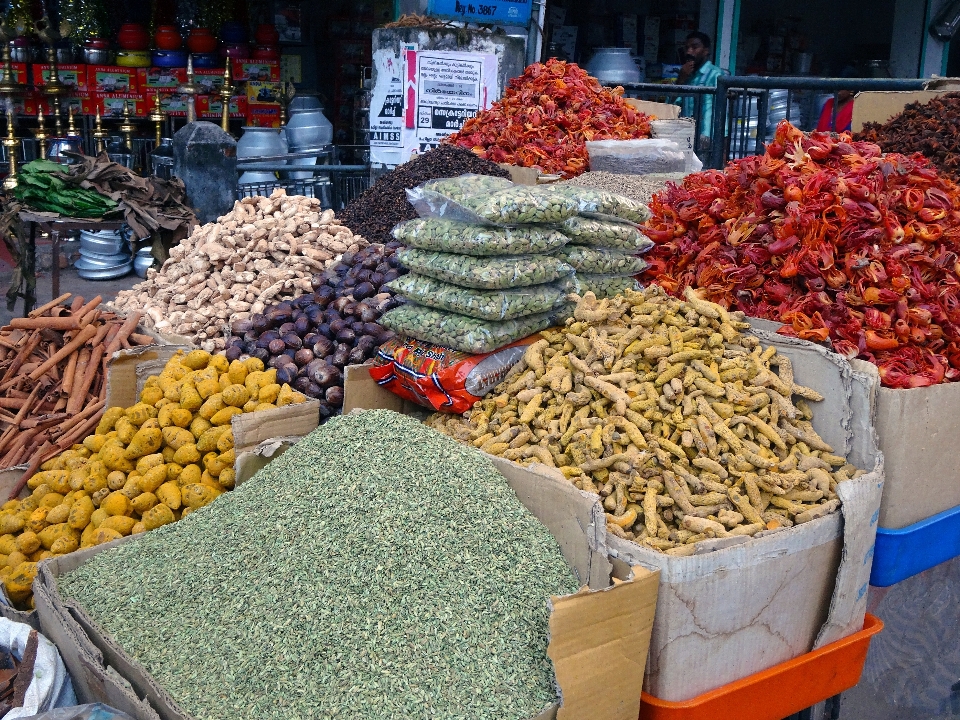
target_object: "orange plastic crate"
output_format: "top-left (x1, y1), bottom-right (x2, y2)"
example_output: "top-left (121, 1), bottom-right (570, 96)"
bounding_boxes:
top-left (639, 614), bottom-right (883, 720)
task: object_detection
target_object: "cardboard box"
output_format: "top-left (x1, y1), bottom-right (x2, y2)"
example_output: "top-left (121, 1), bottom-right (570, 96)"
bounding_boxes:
top-left (33, 63), bottom-right (87, 90)
top-left (1, 62), bottom-right (27, 85)
top-left (748, 310), bottom-right (960, 531)
top-left (850, 84), bottom-right (960, 133)
top-left (34, 422), bottom-right (659, 720)
top-left (193, 68), bottom-right (225, 94)
top-left (137, 67), bottom-right (187, 90)
top-left (624, 98), bottom-right (680, 119)
top-left (196, 95), bottom-right (246, 119)
top-left (231, 58), bottom-right (280, 82)
top-left (84, 93), bottom-right (148, 118)
top-left (156, 93), bottom-right (188, 117)
top-left (245, 80), bottom-right (280, 104)
top-left (499, 163), bottom-right (540, 185)
top-left (87, 65), bottom-right (140, 93)
top-left (854, 360), bottom-right (960, 529)
top-left (343, 327), bottom-right (885, 703)
top-left (246, 101), bottom-right (280, 127)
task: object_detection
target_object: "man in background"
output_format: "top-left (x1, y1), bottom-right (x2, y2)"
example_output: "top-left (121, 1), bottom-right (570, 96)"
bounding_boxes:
top-left (677, 31), bottom-right (721, 152)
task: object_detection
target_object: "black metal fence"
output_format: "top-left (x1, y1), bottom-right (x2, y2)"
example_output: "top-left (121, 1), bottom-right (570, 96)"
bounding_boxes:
top-left (609, 76), bottom-right (930, 170)
top-left (709, 76), bottom-right (928, 169)
top-left (617, 82), bottom-right (716, 159)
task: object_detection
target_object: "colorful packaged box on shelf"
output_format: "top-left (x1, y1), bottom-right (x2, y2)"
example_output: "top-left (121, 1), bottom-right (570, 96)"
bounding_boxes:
top-left (245, 80), bottom-right (280, 104)
top-left (3, 62), bottom-right (28, 85)
top-left (231, 58), bottom-right (280, 82)
top-left (22, 92), bottom-right (86, 117)
top-left (33, 63), bottom-right (88, 90)
top-left (197, 95), bottom-right (246, 118)
top-left (159, 93), bottom-right (189, 117)
top-left (82, 93), bottom-right (148, 118)
top-left (87, 65), bottom-right (140, 93)
top-left (246, 101), bottom-right (281, 127)
top-left (194, 68), bottom-right (225, 94)
top-left (137, 67), bottom-right (187, 90)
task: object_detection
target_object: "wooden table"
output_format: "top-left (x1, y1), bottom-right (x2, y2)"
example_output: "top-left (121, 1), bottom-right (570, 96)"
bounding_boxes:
top-left (17, 211), bottom-right (126, 314)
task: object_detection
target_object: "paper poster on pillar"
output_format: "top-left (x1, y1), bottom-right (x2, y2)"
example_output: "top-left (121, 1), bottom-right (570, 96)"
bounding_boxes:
top-left (369, 47), bottom-right (407, 167)
top-left (401, 50), bottom-right (498, 163)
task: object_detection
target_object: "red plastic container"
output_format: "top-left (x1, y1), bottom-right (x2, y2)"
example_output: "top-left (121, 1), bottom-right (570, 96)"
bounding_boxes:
top-left (154, 25), bottom-right (182, 50)
top-left (117, 24), bottom-right (149, 51)
top-left (638, 614), bottom-right (883, 720)
top-left (187, 28), bottom-right (218, 54)
top-left (254, 23), bottom-right (279, 45)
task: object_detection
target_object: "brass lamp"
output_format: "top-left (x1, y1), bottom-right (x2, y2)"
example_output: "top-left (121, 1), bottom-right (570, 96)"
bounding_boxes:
top-left (3, 109), bottom-right (19, 190)
top-left (92, 108), bottom-right (109, 154)
top-left (219, 59), bottom-right (234, 135)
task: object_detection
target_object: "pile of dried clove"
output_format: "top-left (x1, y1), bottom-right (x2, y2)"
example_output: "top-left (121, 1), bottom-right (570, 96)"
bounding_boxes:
top-left (856, 93), bottom-right (960, 183)
top-left (337, 145), bottom-right (511, 245)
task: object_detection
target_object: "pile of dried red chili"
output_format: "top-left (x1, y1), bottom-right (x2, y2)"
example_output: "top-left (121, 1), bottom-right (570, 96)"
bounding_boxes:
top-left (642, 121), bottom-right (960, 388)
top-left (445, 59), bottom-right (652, 178)
top-left (855, 93), bottom-right (960, 185)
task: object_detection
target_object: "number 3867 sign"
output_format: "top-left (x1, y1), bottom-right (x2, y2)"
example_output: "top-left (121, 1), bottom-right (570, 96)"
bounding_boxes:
top-left (426, 0), bottom-right (532, 27)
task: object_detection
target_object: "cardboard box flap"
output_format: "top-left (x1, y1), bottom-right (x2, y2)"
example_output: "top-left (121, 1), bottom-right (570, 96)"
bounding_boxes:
top-left (851, 85), bottom-right (960, 132)
top-left (549, 567), bottom-right (659, 720)
top-left (231, 399), bottom-right (321, 453)
top-left (343, 363), bottom-right (424, 417)
top-left (624, 98), bottom-right (680, 120)
top-left (105, 345), bottom-right (191, 410)
top-left (234, 437), bottom-right (300, 486)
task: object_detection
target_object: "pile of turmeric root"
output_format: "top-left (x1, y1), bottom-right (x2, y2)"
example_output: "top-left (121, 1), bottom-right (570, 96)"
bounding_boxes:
top-left (428, 286), bottom-right (865, 556)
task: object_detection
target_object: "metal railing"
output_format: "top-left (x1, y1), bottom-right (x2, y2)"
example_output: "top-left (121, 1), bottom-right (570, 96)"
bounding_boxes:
top-left (618, 82), bottom-right (715, 158)
top-left (709, 76), bottom-right (929, 169)
top-left (608, 75), bottom-right (931, 170)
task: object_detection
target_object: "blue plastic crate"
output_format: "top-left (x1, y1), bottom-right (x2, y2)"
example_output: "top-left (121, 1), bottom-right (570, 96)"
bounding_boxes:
top-left (870, 503), bottom-right (960, 587)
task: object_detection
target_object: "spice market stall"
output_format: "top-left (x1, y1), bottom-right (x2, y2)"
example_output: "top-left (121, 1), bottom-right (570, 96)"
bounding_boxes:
top-left (4, 63), bottom-right (945, 716)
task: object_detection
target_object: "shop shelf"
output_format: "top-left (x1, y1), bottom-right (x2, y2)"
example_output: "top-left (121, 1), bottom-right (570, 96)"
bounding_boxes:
top-left (638, 614), bottom-right (883, 720)
top-left (870, 503), bottom-right (960, 587)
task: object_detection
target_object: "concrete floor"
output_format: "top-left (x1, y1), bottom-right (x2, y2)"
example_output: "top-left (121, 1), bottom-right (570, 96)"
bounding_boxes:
top-left (0, 240), bottom-right (141, 325)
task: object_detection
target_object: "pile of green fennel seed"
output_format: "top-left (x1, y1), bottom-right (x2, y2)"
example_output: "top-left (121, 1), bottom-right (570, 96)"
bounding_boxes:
top-left (59, 410), bottom-right (580, 720)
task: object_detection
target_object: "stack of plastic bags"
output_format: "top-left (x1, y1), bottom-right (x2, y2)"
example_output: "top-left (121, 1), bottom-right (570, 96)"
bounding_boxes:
top-left (380, 175), bottom-right (653, 354)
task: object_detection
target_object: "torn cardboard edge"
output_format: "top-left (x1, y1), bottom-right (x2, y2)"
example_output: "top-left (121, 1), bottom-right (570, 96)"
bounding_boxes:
top-left (34, 443), bottom-right (660, 720)
top-left (748, 319), bottom-right (955, 529)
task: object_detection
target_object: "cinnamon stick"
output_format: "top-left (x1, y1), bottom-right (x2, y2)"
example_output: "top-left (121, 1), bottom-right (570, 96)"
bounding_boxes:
top-left (27, 293), bottom-right (71, 318)
top-left (27, 324), bottom-right (97, 381)
top-left (130, 333), bottom-right (155, 346)
top-left (62, 349), bottom-right (79, 394)
top-left (0, 332), bottom-right (41, 385)
top-left (105, 311), bottom-right (142, 356)
top-left (67, 345), bottom-right (104, 416)
top-left (9, 316), bottom-right (79, 331)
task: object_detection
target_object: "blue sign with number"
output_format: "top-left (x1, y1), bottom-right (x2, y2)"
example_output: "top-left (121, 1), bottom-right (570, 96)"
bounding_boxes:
top-left (427, 0), bottom-right (532, 27)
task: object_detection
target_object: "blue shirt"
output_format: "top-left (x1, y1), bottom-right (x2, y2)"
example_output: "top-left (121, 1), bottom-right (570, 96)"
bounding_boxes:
top-left (681, 60), bottom-right (721, 138)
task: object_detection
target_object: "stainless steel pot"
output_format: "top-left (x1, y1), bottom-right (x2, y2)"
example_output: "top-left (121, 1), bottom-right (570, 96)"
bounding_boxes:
top-left (76, 261), bottom-right (133, 280)
top-left (83, 47), bottom-right (112, 64)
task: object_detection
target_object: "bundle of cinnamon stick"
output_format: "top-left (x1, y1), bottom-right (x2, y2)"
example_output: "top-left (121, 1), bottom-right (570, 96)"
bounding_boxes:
top-left (0, 293), bottom-right (152, 477)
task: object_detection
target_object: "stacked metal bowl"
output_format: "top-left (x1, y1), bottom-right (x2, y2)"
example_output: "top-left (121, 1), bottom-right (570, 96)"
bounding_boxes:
top-left (76, 229), bottom-right (133, 280)
top-left (134, 247), bottom-right (156, 278)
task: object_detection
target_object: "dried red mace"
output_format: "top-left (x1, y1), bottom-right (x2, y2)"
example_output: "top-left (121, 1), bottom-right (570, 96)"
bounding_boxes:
top-left (642, 120), bottom-right (960, 388)
top-left (444, 58), bottom-right (652, 179)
